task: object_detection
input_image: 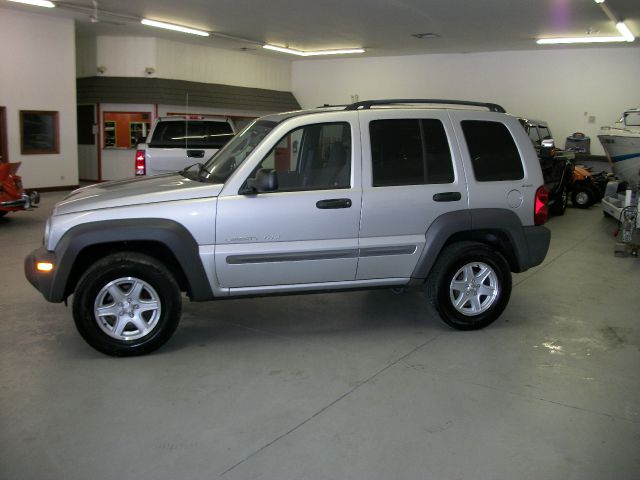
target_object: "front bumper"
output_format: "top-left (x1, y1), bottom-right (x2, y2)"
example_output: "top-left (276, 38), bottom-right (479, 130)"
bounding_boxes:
top-left (1, 191), bottom-right (40, 209)
top-left (25, 246), bottom-right (60, 302)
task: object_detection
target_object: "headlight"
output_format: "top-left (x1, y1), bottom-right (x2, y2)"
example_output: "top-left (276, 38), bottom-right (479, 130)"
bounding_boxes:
top-left (43, 217), bottom-right (51, 247)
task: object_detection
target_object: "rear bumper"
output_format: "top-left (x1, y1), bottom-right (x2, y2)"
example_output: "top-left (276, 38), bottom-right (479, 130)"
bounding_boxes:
top-left (522, 225), bottom-right (551, 269)
top-left (24, 246), bottom-right (60, 302)
top-left (1, 191), bottom-right (40, 209)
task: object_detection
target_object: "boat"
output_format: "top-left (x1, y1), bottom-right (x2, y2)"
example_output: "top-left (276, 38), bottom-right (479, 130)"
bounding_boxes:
top-left (598, 108), bottom-right (640, 186)
top-left (598, 108), bottom-right (640, 225)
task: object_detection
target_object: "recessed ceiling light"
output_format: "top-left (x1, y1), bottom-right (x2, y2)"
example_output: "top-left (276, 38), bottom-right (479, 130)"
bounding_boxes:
top-left (8, 0), bottom-right (55, 7)
top-left (141, 19), bottom-right (209, 37)
top-left (411, 33), bottom-right (440, 39)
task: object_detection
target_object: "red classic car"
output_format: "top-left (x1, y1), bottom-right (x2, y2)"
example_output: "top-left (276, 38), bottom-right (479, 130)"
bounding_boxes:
top-left (0, 162), bottom-right (39, 217)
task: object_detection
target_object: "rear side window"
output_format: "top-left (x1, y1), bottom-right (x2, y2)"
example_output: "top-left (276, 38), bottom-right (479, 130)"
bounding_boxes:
top-left (149, 121), bottom-right (234, 148)
top-left (370, 119), bottom-right (454, 187)
top-left (461, 120), bottom-right (524, 182)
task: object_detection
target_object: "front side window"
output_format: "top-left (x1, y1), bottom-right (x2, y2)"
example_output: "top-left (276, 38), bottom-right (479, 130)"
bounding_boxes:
top-left (370, 119), bottom-right (454, 187)
top-left (462, 120), bottom-right (524, 182)
top-left (249, 122), bottom-right (351, 192)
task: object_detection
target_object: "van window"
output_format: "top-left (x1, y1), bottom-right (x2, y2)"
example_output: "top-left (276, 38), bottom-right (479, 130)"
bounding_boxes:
top-left (370, 119), bottom-right (454, 187)
top-left (149, 121), bottom-right (234, 149)
top-left (462, 120), bottom-right (524, 182)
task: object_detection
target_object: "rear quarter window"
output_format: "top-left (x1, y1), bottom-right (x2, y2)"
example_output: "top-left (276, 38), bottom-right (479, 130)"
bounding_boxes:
top-left (149, 121), bottom-right (234, 148)
top-left (461, 120), bottom-right (524, 182)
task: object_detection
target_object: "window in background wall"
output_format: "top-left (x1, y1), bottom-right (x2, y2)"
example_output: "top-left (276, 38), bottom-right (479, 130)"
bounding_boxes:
top-left (103, 112), bottom-right (151, 149)
top-left (20, 110), bottom-right (60, 154)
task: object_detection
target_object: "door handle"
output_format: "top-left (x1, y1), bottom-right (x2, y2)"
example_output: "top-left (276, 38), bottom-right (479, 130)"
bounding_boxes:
top-left (433, 192), bottom-right (462, 202)
top-left (187, 150), bottom-right (205, 158)
top-left (316, 198), bottom-right (352, 209)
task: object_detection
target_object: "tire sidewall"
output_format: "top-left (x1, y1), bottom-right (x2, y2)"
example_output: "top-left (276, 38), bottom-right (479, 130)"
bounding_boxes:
top-left (435, 246), bottom-right (511, 330)
top-left (73, 256), bottom-right (181, 356)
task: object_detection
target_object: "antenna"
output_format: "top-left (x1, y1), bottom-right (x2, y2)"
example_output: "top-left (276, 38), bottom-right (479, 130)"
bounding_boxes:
top-left (185, 92), bottom-right (189, 151)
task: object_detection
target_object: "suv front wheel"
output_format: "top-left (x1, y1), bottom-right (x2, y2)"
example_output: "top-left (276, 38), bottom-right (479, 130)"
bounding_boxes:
top-left (72, 252), bottom-right (182, 356)
top-left (426, 242), bottom-right (512, 330)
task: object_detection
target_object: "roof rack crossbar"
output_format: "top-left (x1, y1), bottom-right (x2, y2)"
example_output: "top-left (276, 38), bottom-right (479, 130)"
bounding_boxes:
top-left (344, 99), bottom-right (506, 113)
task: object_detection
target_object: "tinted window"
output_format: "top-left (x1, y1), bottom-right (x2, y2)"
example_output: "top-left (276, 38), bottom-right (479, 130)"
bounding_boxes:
top-left (150, 120), bottom-right (234, 148)
top-left (250, 122), bottom-right (351, 191)
top-left (538, 126), bottom-right (551, 140)
top-left (462, 120), bottom-right (524, 182)
top-left (370, 119), bottom-right (454, 187)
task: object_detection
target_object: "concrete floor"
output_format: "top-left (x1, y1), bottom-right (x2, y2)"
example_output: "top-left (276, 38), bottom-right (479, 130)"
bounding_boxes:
top-left (1, 192), bottom-right (639, 480)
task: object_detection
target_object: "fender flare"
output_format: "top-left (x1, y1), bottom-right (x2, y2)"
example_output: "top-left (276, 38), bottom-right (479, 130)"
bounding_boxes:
top-left (411, 209), bottom-right (548, 280)
top-left (49, 218), bottom-right (213, 302)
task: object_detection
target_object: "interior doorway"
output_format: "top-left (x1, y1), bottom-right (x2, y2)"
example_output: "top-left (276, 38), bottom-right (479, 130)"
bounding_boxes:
top-left (0, 107), bottom-right (7, 164)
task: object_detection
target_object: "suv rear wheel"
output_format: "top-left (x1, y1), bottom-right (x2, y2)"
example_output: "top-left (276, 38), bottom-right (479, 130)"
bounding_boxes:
top-left (426, 242), bottom-right (512, 330)
top-left (72, 252), bottom-right (181, 356)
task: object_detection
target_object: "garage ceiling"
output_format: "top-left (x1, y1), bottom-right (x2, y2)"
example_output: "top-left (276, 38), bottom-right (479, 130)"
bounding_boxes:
top-left (4, 0), bottom-right (640, 57)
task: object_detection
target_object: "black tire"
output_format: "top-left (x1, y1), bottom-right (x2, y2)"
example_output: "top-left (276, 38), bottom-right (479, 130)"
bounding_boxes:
top-left (550, 186), bottom-right (568, 215)
top-left (425, 242), bottom-right (512, 331)
top-left (72, 252), bottom-right (181, 356)
top-left (571, 187), bottom-right (595, 209)
top-left (0, 211), bottom-right (8, 217)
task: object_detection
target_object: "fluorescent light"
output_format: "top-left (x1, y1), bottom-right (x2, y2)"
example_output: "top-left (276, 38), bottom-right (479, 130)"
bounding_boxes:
top-left (593, 0), bottom-right (605, 3)
top-left (537, 36), bottom-right (627, 44)
top-left (141, 19), bottom-right (209, 37)
top-left (263, 44), bottom-right (365, 56)
top-left (616, 22), bottom-right (635, 42)
top-left (8, 0), bottom-right (55, 7)
top-left (304, 48), bottom-right (366, 56)
top-left (263, 45), bottom-right (307, 56)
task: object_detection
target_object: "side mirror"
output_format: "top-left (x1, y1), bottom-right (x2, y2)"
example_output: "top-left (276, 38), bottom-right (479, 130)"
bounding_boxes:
top-left (539, 138), bottom-right (556, 159)
top-left (246, 168), bottom-right (278, 193)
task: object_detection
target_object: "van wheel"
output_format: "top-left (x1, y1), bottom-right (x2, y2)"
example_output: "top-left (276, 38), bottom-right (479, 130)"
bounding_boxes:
top-left (426, 242), bottom-right (511, 330)
top-left (72, 252), bottom-right (181, 356)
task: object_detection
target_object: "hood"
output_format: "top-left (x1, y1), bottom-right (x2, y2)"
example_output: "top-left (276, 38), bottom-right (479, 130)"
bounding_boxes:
top-left (55, 174), bottom-right (223, 215)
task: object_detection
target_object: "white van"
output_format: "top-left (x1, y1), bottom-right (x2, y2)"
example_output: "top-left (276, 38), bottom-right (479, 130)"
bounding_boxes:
top-left (135, 116), bottom-right (235, 176)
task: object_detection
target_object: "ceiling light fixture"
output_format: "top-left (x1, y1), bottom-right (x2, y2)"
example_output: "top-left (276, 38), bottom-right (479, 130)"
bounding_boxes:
top-left (536, 36), bottom-right (628, 44)
top-left (616, 21), bottom-right (635, 42)
top-left (538, 0), bottom-right (635, 45)
top-left (8, 0), bottom-right (55, 7)
top-left (141, 19), bottom-right (209, 37)
top-left (263, 44), bottom-right (365, 56)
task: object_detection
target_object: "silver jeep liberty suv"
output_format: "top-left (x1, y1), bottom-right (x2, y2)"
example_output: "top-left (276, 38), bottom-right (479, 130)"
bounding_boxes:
top-left (26, 99), bottom-right (551, 356)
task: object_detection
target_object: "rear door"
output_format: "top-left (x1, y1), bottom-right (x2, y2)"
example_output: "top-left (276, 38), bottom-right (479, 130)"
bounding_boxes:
top-left (357, 109), bottom-right (467, 280)
top-left (215, 112), bottom-right (362, 289)
top-left (449, 110), bottom-right (536, 225)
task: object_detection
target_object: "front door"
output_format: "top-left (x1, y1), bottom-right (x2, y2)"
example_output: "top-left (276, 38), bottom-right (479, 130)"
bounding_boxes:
top-left (215, 113), bottom-right (362, 289)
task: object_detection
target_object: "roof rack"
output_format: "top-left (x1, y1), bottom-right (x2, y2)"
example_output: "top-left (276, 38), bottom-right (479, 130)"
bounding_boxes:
top-left (344, 99), bottom-right (506, 113)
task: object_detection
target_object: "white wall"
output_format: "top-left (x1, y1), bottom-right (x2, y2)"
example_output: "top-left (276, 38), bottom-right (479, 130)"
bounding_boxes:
top-left (156, 39), bottom-right (292, 91)
top-left (0, 8), bottom-right (78, 189)
top-left (292, 47), bottom-right (640, 155)
top-left (77, 36), bottom-right (292, 92)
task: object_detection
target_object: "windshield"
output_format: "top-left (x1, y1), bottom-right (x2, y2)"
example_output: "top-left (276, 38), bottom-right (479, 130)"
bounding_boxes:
top-left (200, 120), bottom-right (277, 183)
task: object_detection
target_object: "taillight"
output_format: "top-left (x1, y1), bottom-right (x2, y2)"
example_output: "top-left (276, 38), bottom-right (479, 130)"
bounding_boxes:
top-left (534, 186), bottom-right (549, 225)
top-left (135, 150), bottom-right (146, 176)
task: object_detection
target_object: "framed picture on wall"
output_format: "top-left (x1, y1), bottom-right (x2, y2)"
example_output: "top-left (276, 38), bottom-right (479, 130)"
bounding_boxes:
top-left (20, 110), bottom-right (60, 155)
